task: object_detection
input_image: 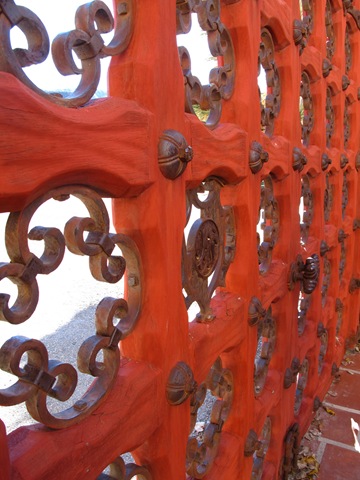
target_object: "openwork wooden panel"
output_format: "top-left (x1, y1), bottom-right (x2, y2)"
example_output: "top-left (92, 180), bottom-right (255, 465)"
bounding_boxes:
top-left (0, 0), bottom-right (360, 479)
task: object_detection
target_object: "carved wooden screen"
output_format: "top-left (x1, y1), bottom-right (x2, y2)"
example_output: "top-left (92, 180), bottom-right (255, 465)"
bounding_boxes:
top-left (0, 0), bottom-right (360, 479)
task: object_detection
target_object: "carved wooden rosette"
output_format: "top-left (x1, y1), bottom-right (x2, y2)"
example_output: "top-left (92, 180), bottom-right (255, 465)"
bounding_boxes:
top-left (257, 176), bottom-right (280, 275)
top-left (97, 457), bottom-right (152, 480)
top-left (0, 187), bottom-right (141, 429)
top-left (182, 178), bottom-right (236, 322)
top-left (0, 0), bottom-right (134, 107)
top-left (300, 71), bottom-right (314, 146)
top-left (325, 87), bottom-right (335, 148)
top-left (176, 0), bottom-right (235, 129)
top-left (259, 28), bottom-right (281, 136)
top-left (325, 0), bottom-right (336, 62)
top-left (186, 358), bottom-right (233, 479)
top-left (300, 175), bottom-right (314, 244)
top-left (254, 307), bottom-right (276, 396)
top-left (251, 417), bottom-right (272, 480)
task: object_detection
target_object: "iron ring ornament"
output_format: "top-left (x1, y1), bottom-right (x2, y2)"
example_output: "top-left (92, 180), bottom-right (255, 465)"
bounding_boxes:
top-left (182, 178), bottom-right (236, 322)
top-left (176, 0), bottom-right (236, 129)
top-left (0, 186), bottom-right (142, 429)
top-left (0, 0), bottom-right (134, 107)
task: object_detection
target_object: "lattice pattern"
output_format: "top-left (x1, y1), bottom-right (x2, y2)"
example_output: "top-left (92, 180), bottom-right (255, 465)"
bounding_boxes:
top-left (0, 0), bottom-right (360, 479)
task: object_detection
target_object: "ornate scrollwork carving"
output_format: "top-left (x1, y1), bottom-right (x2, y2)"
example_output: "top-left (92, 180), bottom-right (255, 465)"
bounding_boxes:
top-left (298, 293), bottom-right (311, 336)
top-left (300, 0), bottom-right (314, 35)
top-left (342, 170), bottom-right (349, 219)
top-left (249, 141), bottom-right (269, 174)
top-left (300, 175), bottom-right (314, 244)
top-left (317, 323), bottom-right (328, 375)
top-left (98, 457), bottom-right (153, 480)
top-left (186, 357), bottom-right (233, 479)
top-left (176, 0), bottom-right (235, 129)
top-left (344, 98), bottom-right (351, 149)
top-left (158, 129), bottom-right (193, 180)
top-left (325, 0), bottom-right (335, 61)
top-left (324, 172), bottom-right (334, 223)
top-left (183, 178), bottom-right (236, 322)
top-left (259, 28), bottom-right (281, 136)
top-left (0, 186), bottom-right (141, 428)
top-left (254, 307), bottom-right (276, 396)
top-left (288, 254), bottom-right (320, 294)
top-left (251, 417), bottom-right (272, 480)
top-left (279, 423), bottom-right (300, 479)
top-left (0, 0), bottom-right (134, 106)
top-left (284, 357), bottom-right (301, 389)
top-left (325, 87), bottom-right (335, 148)
top-left (248, 296), bottom-right (266, 327)
top-left (321, 255), bottom-right (331, 307)
top-left (257, 176), bottom-right (280, 275)
top-left (345, 22), bottom-right (352, 74)
top-left (300, 71), bottom-right (314, 146)
top-left (294, 359), bottom-right (309, 415)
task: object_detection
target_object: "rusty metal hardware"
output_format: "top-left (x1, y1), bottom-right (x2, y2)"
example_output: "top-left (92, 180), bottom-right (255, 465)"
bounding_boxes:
top-left (300, 71), bottom-right (314, 146)
top-left (340, 154), bottom-right (349, 169)
top-left (177, 0), bottom-right (235, 129)
top-left (298, 294), bottom-right (311, 336)
top-left (251, 417), bottom-right (272, 480)
top-left (249, 141), bottom-right (269, 174)
top-left (321, 153), bottom-right (332, 171)
top-left (338, 229), bottom-right (349, 243)
top-left (342, 75), bottom-right (351, 91)
top-left (0, 186), bottom-right (141, 429)
top-left (294, 359), bottom-right (309, 416)
top-left (349, 278), bottom-right (360, 293)
top-left (284, 357), bottom-right (301, 389)
top-left (293, 19), bottom-right (307, 53)
top-left (342, 170), bottom-right (349, 219)
top-left (293, 148), bottom-right (307, 172)
top-left (183, 178), bottom-right (236, 322)
top-left (248, 296), bottom-right (266, 327)
top-left (257, 176), bottom-right (280, 275)
top-left (300, 175), bottom-right (314, 244)
top-left (345, 23), bottom-right (352, 75)
top-left (288, 254), bottom-right (320, 294)
top-left (356, 151), bottom-right (360, 171)
top-left (244, 429), bottom-right (261, 457)
top-left (254, 307), bottom-right (276, 396)
top-left (279, 423), bottom-right (299, 479)
top-left (353, 219), bottom-right (360, 230)
top-left (186, 357), bottom-right (233, 479)
top-left (326, 87), bottom-right (335, 148)
top-left (339, 237), bottom-right (347, 281)
top-left (300, 0), bottom-right (314, 35)
top-left (166, 361), bottom-right (196, 405)
top-left (325, 0), bottom-right (335, 61)
top-left (344, 98), bottom-right (351, 149)
top-left (259, 29), bottom-right (281, 137)
top-left (321, 255), bottom-right (331, 307)
top-left (317, 324), bottom-right (328, 374)
top-left (324, 173), bottom-right (334, 222)
top-left (158, 130), bottom-right (193, 180)
top-left (98, 457), bottom-right (152, 480)
top-left (0, 0), bottom-right (134, 106)
top-left (322, 58), bottom-right (333, 77)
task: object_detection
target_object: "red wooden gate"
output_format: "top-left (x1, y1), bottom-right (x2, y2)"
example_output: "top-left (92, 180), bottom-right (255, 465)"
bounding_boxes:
top-left (0, 0), bottom-right (360, 478)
